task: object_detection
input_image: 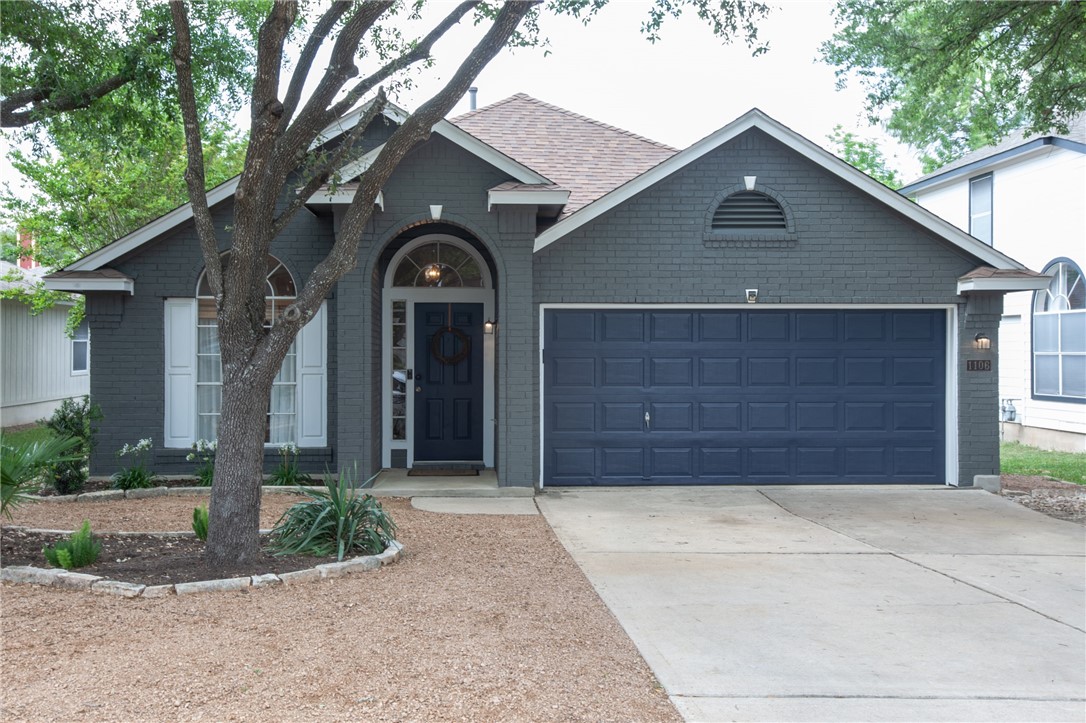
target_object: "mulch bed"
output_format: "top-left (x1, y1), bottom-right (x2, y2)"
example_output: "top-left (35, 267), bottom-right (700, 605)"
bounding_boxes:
top-left (0, 528), bottom-right (338, 586)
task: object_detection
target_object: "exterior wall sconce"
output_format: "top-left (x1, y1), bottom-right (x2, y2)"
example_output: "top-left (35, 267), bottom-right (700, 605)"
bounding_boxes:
top-left (746, 288), bottom-right (758, 304)
top-left (483, 319), bottom-right (496, 335)
top-left (974, 333), bottom-right (992, 350)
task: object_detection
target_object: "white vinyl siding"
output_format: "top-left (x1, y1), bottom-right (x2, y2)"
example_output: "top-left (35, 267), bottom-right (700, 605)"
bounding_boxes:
top-left (0, 300), bottom-right (90, 417)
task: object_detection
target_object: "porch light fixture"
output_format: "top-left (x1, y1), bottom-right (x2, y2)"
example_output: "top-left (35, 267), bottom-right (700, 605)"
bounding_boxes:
top-left (746, 288), bottom-right (758, 304)
top-left (423, 263), bottom-right (442, 283)
top-left (483, 319), bottom-right (496, 335)
top-left (973, 332), bottom-right (992, 350)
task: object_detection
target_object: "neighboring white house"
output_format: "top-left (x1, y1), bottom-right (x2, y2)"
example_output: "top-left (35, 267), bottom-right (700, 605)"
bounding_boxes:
top-left (900, 116), bottom-right (1086, 452)
top-left (0, 260), bottom-right (91, 427)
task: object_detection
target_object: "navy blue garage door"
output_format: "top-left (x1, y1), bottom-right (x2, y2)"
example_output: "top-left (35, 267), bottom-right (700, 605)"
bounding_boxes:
top-left (543, 309), bottom-right (946, 485)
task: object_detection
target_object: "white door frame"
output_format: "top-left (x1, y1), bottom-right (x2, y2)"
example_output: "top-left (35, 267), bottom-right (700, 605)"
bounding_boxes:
top-left (382, 235), bottom-right (495, 468)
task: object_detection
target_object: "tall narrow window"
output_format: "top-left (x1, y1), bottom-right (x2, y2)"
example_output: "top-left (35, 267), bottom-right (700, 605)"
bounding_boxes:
top-left (195, 255), bottom-right (299, 442)
top-left (1033, 260), bottom-right (1085, 401)
top-left (969, 174), bottom-right (993, 245)
top-left (71, 319), bottom-right (89, 374)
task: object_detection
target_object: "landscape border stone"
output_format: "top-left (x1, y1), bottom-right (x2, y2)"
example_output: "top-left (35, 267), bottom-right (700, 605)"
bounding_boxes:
top-left (0, 537), bottom-right (404, 598)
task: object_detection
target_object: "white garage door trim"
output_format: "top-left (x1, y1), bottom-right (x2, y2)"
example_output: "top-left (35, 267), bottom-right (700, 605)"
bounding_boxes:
top-left (537, 303), bottom-right (960, 488)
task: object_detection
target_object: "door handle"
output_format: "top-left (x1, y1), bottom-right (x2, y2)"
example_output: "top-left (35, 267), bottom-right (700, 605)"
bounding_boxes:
top-left (644, 411), bottom-right (651, 429)
top-left (415, 386), bottom-right (422, 393)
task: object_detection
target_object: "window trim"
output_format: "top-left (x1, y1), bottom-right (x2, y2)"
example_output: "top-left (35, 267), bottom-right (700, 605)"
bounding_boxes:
top-left (1031, 257), bottom-right (1086, 405)
top-left (71, 318), bottom-right (90, 375)
top-left (968, 173), bottom-right (993, 246)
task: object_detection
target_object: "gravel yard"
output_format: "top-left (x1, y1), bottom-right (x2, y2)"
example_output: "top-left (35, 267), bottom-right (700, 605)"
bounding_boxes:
top-left (0, 496), bottom-right (678, 722)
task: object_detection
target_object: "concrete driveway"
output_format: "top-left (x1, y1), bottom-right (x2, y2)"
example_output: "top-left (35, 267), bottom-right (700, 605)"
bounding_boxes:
top-left (538, 487), bottom-right (1086, 722)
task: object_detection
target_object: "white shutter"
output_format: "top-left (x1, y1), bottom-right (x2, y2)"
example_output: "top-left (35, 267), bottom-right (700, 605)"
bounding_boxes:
top-left (164, 299), bottom-right (197, 448)
top-left (296, 301), bottom-right (327, 447)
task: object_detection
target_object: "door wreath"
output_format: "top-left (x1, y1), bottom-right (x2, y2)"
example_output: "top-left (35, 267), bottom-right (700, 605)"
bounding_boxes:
top-left (431, 326), bottom-right (471, 366)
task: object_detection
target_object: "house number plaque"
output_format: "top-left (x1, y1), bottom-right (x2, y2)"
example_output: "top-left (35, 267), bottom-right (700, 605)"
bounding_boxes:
top-left (966, 360), bottom-right (992, 372)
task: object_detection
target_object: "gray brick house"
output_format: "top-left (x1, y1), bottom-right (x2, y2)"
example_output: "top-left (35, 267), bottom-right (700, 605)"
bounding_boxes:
top-left (45, 94), bottom-right (1049, 488)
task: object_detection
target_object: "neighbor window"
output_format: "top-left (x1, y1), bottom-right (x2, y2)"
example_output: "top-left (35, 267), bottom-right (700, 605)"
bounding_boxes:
top-left (968, 174), bottom-right (993, 245)
top-left (71, 319), bottom-right (89, 374)
top-left (195, 255), bottom-right (299, 443)
top-left (1033, 259), bottom-right (1085, 401)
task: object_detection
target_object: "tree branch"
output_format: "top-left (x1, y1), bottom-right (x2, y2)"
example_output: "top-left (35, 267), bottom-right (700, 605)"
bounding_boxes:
top-left (327, 2), bottom-right (479, 120)
top-left (169, 1), bottom-right (221, 299)
top-left (276, 0), bottom-right (539, 342)
top-left (269, 89), bottom-right (388, 238)
top-left (279, 0), bottom-right (352, 130)
top-left (1, 26), bottom-right (170, 128)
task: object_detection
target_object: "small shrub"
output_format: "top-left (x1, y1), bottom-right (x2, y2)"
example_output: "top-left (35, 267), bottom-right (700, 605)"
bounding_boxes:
top-left (41, 395), bottom-right (102, 495)
top-left (267, 442), bottom-right (312, 486)
top-left (186, 439), bottom-right (216, 486)
top-left (1, 435), bottom-right (81, 519)
top-left (267, 465), bottom-right (394, 561)
top-left (193, 505), bottom-right (209, 541)
top-left (111, 438), bottom-right (157, 490)
top-left (42, 520), bottom-right (101, 570)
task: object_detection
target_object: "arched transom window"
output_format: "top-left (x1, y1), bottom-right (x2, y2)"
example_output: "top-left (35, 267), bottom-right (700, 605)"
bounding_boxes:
top-left (195, 254), bottom-right (299, 443)
top-left (1033, 259), bottom-right (1085, 401)
top-left (392, 240), bottom-right (485, 287)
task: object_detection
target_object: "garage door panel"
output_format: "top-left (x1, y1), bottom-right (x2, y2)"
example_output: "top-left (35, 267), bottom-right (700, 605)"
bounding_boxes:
top-left (748, 357), bottom-right (789, 385)
top-left (651, 312), bottom-right (694, 341)
top-left (700, 313), bottom-right (741, 341)
top-left (748, 312), bottom-right (790, 341)
top-left (602, 357), bottom-right (643, 386)
top-left (544, 309), bottom-right (945, 485)
top-left (700, 357), bottom-right (742, 385)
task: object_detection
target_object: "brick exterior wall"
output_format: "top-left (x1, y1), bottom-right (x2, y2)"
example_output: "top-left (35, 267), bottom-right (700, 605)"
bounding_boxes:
top-left (533, 128), bottom-right (998, 485)
top-left (83, 124), bottom-right (1002, 487)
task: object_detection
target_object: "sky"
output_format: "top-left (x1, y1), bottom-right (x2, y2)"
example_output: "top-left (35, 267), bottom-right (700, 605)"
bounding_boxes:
top-left (0, 0), bottom-right (924, 208)
top-left (378, 0), bottom-right (923, 178)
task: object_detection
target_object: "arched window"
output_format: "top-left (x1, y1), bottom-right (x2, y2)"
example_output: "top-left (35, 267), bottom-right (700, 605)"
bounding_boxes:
top-left (195, 254), bottom-right (299, 442)
top-left (1033, 259), bottom-right (1085, 401)
top-left (711, 191), bottom-right (787, 230)
top-left (391, 239), bottom-right (485, 287)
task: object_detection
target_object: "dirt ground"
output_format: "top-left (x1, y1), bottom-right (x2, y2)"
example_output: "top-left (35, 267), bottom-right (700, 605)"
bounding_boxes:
top-left (0, 496), bottom-right (679, 722)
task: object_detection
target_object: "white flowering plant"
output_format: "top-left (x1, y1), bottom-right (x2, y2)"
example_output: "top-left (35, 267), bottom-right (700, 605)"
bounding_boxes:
top-left (111, 438), bottom-right (157, 490)
top-left (267, 441), bottom-right (312, 486)
top-left (186, 439), bottom-right (217, 486)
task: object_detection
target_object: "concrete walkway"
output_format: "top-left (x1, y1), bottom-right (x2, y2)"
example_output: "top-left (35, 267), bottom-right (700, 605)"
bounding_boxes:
top-left (538, 486), bottom-right (1086, 722)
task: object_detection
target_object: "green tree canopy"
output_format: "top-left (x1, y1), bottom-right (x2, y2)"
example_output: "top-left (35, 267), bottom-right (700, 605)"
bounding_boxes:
top-left (827, 124), bottom-right (902, 188)
top-left (822, 0), bottom-right (1086, 171)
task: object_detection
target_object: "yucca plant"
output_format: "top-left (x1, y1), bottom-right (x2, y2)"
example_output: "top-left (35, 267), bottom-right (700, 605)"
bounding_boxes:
top-left (267, 465), bottom-right (394, 561)
top-left (42, 520), bottom-right (101, 570)
top-left (1, 435), bottom-right (81, 519)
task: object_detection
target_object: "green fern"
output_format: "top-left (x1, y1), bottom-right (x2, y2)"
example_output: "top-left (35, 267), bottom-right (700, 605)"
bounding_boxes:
top-left (42, 520), bottom-right (101, 570)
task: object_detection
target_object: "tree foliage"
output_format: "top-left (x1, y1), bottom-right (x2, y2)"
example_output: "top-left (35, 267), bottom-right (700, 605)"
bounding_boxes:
top-left (4, 0), bottom-right (773, 566)
top-left (827, 124), bottom-right (902, 188)
top-left (0, 0), bottom-right (258, 133)
top-left (822, 0), bottom-right (1086, 170)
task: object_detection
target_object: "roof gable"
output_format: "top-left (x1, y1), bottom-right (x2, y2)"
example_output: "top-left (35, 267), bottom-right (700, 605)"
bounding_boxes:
top-left (452, 93), bottom-right (677, 216)
top-left (533, 108), bottom-right (1027, 271)
top-left (66, 100), bottom-right (548, 273)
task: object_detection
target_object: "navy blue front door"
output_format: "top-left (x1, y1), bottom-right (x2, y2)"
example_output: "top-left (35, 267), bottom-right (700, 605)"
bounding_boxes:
top-left (543, 309), bottom-right (946, 485)
top-left (414, 303), bottom-right (484, 463)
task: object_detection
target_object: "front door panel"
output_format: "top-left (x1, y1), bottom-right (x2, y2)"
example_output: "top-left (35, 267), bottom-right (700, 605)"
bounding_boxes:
top-left (414, 303), bottom-right (484, 462)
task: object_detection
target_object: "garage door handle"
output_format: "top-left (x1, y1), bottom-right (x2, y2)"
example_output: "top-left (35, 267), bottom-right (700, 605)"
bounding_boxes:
top-left (644, 411), bottom-right (650, 429)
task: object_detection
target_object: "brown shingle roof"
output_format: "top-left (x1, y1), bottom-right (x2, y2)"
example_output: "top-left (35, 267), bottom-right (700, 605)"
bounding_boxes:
top-left (959, 266), bottom-right (1049, 281)
top-left (452, 93), bottom-right (677, 216)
